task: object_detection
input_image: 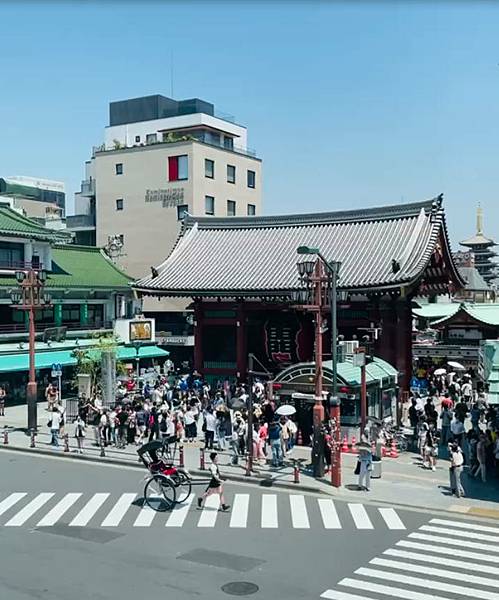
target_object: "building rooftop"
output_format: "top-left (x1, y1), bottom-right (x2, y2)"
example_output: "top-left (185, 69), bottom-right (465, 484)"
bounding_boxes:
top-left (432, 303), bottom-right (499, 327)
top-left (0, 245), bottom-right (132, 291)
top-left (134, 195), bottom-right (463, 297)
top-left (457, 266), bottom-right (490, 292)
top-left (0, 205), bottom-right (71, 242)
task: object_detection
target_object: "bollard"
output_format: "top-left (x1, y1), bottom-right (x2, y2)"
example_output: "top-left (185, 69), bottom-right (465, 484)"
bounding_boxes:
top-left (199, 447), bottom-right (205, 470)
top-left (297, 428), bottom-right (303, 446)
top-left (63, 433), bottom-right (70, 452)
top-left (3, 427), bottom-right (8, 445)
top-left (30, 429), bottom-right (36, 448)
top-left (179, 445), bottom-right (185, 468)
top-left (100, 440), bottom-right (106, 457)
top-left (293, 460), bottom-right (300, 484)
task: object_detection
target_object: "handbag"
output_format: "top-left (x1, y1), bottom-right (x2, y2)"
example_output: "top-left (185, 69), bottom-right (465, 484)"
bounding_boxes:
top-left (354, 460), bottom-right (360, 475)
top-left (47, 419), bottom-right (52, 428)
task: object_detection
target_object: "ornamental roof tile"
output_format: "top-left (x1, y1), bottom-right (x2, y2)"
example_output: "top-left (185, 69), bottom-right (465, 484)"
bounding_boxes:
top-left (134, 195), bottom-right (462, 297)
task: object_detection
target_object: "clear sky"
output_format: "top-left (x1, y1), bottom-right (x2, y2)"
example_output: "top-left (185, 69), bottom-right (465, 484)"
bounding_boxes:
top-left (1, 1), bottom-right (499, 246)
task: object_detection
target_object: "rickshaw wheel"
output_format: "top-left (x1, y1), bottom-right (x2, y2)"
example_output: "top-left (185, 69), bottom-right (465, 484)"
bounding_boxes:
top-left (172, 468), bottom-right (192, 503)
top-left (144, 474), bottom-right (176, 511)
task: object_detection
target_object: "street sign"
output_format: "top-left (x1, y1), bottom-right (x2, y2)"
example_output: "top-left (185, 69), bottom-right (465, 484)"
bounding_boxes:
top-left (51, 363), bottom-right (62, 377)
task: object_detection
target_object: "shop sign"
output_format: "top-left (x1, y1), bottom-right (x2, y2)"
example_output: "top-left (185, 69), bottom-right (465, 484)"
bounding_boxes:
top-left (145, 188), bottom-right (184, 208)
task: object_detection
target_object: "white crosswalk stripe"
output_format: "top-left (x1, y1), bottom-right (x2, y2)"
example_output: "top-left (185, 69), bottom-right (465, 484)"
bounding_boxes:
top-left (5, 493), bottom-right (54, 527)
top-left (70, 493), bottom-right (109, 527)
top-left (37, 493), bottom-right (82, 527)
top-left (229, 494), bottom-right (249, 528)
top-left (0, 493), bottom-right (27, 517)
top-left (197, 494), bottom-right (220, 527)
top-left (0, 492), bottom-right (405, 531)
top-left (101, 493), bottom-right (136, 527)
top-left (321, 515), bottom-right (499, 600)
top-left (348, 503), bottom-right (373, 529)
top-left (289, 495), bottom-right (310, 529)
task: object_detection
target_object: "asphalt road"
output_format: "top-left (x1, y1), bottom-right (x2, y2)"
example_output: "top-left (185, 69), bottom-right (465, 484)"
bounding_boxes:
top-left (0, 451), bottom-right (483, 600)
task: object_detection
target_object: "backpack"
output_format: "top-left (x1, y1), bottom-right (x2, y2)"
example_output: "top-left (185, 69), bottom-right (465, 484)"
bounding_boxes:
top-left (149, 414), bottom-right (155, 427)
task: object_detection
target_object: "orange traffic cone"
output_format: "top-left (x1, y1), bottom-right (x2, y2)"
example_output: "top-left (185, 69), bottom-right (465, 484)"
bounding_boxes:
top-left (350, 436), bottom-right (358, 454)
top-left (341, 435), bottom-right (348, 453)
top-left (390, 439), bottom-right (398, 459)
top-left (381, 443), bottom-right (387, 457)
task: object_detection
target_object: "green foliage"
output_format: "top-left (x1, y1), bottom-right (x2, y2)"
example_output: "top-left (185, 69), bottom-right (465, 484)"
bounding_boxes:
top-left (71, 334), bottom-right (126, 395)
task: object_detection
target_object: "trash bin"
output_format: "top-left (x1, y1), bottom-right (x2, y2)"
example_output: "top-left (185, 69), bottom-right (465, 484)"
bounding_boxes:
top-left (371, 455), bottom-right (382, 479)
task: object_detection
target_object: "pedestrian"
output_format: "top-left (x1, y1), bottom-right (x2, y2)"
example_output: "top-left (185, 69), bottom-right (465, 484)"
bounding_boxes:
top-left (73, 415), bottom-right (86, 453)
top-left (0, 385), bottom-right (6, 416)
top-left (45, 382), bottom-right (58, 411)
top-left (280, 416), bottom-right (290, 458)
top-left (408, 398), bottom-right (420, 450)
top-left (268, 419), bottom-right (283, 467)
top-left (440, 404), bottom-right (453, 446)
top-left (424, 426), bottom-right (438, 471)
top-left (197, 452), bottom-right (230, 512)
top-left (49, 406), bottom-right (61, 447)
top-left (448, 442), bottom-right (465, 498)
top-left (148, 406), bottom-right (159, 442)
top-left (203, 407), bottom-right (217, 449)
top-left (471, 433), bottom-right (487, 483)
top-left (357, 442), bottom-right (373, 491)
top-left (450, 416), bottom-right (465, 448)
top-left (184, 404), bottom-right (197, 442)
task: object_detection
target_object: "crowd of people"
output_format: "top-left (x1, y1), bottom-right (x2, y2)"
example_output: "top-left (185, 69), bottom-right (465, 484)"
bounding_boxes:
top-left (46, 371), bottom-right (299, 468)
top-left (408, 368), bottom-right (499, 497)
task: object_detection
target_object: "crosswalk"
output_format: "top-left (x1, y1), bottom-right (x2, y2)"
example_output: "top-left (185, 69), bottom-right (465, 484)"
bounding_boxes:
top-left (0, 491), bottom-right (406, 531)
top-left (320, 516), bottom-right (499, 600)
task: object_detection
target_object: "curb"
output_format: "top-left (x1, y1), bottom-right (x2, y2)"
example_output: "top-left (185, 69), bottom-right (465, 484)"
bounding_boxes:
top-left (0, 444), bottom-right (323, 495)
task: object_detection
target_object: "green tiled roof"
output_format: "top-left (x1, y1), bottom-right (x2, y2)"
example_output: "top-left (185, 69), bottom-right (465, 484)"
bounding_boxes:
top-left (0, 245), bottom-right (132, 290)
top-left (323, 356), bottom-right (398, 386)
top-left (432, 303), bottom-right (499, 327)
top-left (0, 205), bottom-right (71, 241)
top-left (413, 303), bottom-right (460, 320)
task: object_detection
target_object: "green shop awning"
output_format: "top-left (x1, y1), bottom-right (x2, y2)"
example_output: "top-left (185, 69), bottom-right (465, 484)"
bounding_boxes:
top-left (0, 345), bottom-right (169, 373)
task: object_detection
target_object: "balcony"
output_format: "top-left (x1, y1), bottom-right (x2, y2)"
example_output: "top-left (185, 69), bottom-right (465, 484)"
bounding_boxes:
top-left (0, 320), bottom-right (113, 340)
top-left (66, 214), bottom-right (96, 230)
top-left (80, 179), bottom-right (95, 196)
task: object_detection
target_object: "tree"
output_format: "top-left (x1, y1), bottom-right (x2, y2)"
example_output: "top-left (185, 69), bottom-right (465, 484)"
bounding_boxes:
top-left (72, 334), bottom-right (125, 396)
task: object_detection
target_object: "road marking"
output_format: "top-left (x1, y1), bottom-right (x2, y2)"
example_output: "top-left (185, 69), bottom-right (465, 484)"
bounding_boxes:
top-left (371, 557), bottom-right (499, 589)
top-left (420, 524), bottom-right (498, 543)
top-left (397, 539), bottom-right (499, 564)
top-left (355, 567), bottom-right (497, 600)
top-left (5, 493), bottom-right (54, 526)
top-left (409, 532), bottom-right (499, 553)
top-left (384, 548), bottom-right (499, 577)
top-left (321, 590), bottom-right (374, 600)
top-left (36, 493), bottom-right (82, 526)
top-left (133, 503), bottom-right (159, 527)
top-left (101, 493), bottom-right (136, 527)
top-left (318, 499), bottom-right (341, 529)
top-left (69, 493), bottom-right (110, 526)
top-left (289, 495), bottom-right (310, 529)
top-left (378, 508), bottom-right (405, 530)
top-left (340, 577), bottom-right (451, 600)
top-left (261, 494), bottom-right (278, 528)
top-left (348, 504), bottom-right (373, 529)
top-left (229, 494), bottom-right (249, 528)
top-left (165, 495), bottom-right (194, 527)
top-left (429, 517), bottom-right (499, 534)
top-left (197, 494), bottom-right (219, 527)
top-left (0, 493), bottom-right (27, 517)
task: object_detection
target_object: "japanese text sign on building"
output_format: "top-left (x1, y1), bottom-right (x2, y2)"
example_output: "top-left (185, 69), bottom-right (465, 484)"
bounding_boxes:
top-left (145, 188), bottom-right (184, 208)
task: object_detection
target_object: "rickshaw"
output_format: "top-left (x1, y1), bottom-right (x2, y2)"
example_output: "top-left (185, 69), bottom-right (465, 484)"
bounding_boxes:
top-left (137, 440), bottom-right (192, 511)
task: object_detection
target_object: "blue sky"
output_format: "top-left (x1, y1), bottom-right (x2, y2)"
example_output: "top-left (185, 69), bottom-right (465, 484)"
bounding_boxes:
top-left (1, 1), bottom-right (499, 246)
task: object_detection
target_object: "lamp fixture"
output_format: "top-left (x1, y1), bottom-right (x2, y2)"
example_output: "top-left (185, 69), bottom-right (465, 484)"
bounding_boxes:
top-left (38, 270), bottom-right (47, 283)
top-left (15, 271), bottom-right (25, 284)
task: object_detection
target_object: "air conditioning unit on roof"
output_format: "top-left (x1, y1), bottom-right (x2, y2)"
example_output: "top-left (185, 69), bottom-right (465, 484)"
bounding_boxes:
top-left (342, 340), bottom-right (359, 356)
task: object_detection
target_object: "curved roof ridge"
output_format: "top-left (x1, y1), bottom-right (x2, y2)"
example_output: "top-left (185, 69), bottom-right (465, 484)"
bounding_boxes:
top-left (184, 196), bottom-right (443, 231)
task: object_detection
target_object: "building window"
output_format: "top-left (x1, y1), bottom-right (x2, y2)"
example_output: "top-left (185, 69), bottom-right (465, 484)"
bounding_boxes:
top-left (205, 159), bottom-right (215, 179)
top-left (116, 198), bottom-right (124, 211)
top-left (247, 170), bottom-right (256, 188)
top-left (227, 200), bottom-right (236, 216)
top-left (224, 136), bottom-right (234, 150)
top-left (135, 135), bottom-right (140, 143)
top-left (146, 133), bottom-right (157, 144)
top-left (168, 155), bottom-right (188, 181)
top-left (227, 164), bottom-right (236, 184)
top-left (62, 304), bottom-right (80, 324)
top-left (177, 204), bottom-right (189, 220)
top-left (115, 163), bottom-right (123, 175)
top-left (205, 196), bottom-right (215, 215)
top-left (247, 204), bottom-right (256, 216)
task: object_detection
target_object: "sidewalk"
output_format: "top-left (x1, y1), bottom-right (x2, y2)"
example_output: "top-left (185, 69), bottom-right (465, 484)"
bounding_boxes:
top-left (2, 403), bottom-right (499, 518)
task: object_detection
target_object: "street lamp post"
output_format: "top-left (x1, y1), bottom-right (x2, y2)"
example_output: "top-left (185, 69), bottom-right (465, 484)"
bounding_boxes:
top-left (11, 268), bottom-right (50, 431)
top-left (296, 246), bottom-right (342, 487)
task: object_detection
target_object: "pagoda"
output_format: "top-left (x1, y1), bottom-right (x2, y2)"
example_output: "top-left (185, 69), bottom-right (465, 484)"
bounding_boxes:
top-left (460, 206), bottom-right (498, 284)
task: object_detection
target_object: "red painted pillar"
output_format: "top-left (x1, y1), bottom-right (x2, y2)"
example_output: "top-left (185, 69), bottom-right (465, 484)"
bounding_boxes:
top-left (236, 302), bottom-right (247, 380)
top-left (396, 299), bottom-right (412, 392)
top-left (193, 302), bottom-right (204, 374)
top-left (377, 300), bottom-right (397, 368)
